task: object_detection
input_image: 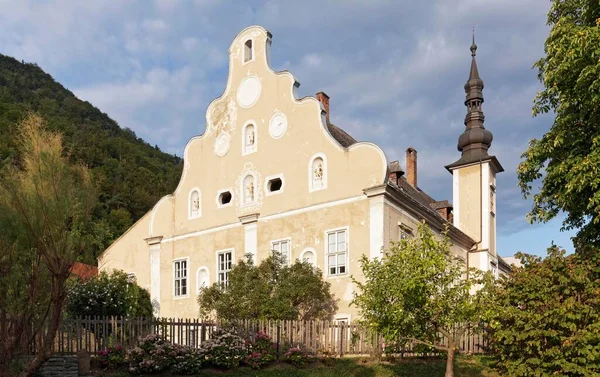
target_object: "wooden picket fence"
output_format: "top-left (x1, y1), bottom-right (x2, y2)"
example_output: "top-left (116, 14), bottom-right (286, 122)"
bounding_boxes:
top-left (45, 317), bottom-right (488, 357)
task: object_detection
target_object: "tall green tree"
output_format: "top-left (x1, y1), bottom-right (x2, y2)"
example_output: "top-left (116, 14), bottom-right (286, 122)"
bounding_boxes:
top-left (484, 248), bottom-right (600, 376)
top-left (518, 0), bottom-right (600, 248)
top-left (352, 223), bottom-right (489, 377)
top-left (198, 252), bottom-right (337, 321)
top-left (0, 114), bottom-right (96, 377)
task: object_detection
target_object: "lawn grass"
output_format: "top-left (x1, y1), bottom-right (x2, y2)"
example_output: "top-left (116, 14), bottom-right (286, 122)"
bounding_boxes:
top-left (91, 355), bottom-right (500, 377)
top-left (194, 355), bottom-right (500, 377)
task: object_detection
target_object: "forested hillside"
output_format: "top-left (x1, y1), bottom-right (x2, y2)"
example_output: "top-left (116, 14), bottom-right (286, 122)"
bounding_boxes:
top-left (0, 54), bottom-right (183, 263)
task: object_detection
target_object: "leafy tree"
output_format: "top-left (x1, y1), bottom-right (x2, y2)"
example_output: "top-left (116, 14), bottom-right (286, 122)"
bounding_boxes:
top-left (518, 0), bottom-right (600, 248)
top-left (484, 248), bottom-right (600, 376)
top-left (67, 269), bottom-right (153, 318)
top-left (198, 252), bottom-right (337, 321)
top-left (352, 222), bottom-right (488, 377)
top-left (0, 54), bottom-right (183, 262)
top-left (0, 113), bottom-right (96, 377)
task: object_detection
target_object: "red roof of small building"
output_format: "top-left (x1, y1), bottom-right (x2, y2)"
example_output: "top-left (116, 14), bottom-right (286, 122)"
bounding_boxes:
top-left (70, 262), bottom-right (98, 281)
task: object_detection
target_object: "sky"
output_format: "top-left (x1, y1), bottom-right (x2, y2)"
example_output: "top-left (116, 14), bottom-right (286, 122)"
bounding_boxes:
top-left (0, 0), bottom-right (576, 257)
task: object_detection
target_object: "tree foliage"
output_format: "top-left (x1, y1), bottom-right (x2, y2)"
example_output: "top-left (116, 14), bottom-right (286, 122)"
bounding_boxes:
top-left (0, 54), bottom-right (183, 262)
top-left (485, 248), bottom-right (600, 376)
top-left (197, 252), bottom-right (337, 321)
top-left (352, 222), bottom-right (488, 377)
top-left (518, 0), bottom-right (600, 247)
top-left (67, 270), bottom-right (153, 318)
top-left (0, 114), bottom-right (96, 377)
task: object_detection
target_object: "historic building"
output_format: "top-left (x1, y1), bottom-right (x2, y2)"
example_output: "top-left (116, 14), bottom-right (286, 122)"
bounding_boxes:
top-left (98, 26), bottom-right (510, 320)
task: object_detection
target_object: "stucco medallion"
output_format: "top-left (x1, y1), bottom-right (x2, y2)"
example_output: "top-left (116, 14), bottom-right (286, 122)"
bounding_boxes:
top-left (269, 112), bottom-right (287, 139)
top-left (237, 76), bottom-right (261, 108)
top-left (214, 132), bottom-right (231, 157)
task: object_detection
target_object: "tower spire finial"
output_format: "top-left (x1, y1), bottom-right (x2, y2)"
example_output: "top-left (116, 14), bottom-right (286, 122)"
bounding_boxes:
top-left (471, 27), bottom-right (477, 57)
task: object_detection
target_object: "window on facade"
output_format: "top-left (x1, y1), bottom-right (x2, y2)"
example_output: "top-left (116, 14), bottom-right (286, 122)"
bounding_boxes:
top-left (399, 225), bottom-right (413, 240)
top-left (219, 191), bottom-right (232, 205)
top-left (311, 157), bottom-right (326, 191)
top-left (173, 259), bottom-right (188, 297)
top-left (271, 239), bottom-right (291, 264)
top-left (327, 229), bottom-right (347, 275)
top-left (490, 185), bottom-right (496, 215)
top-left (218, 251), bottom-right (233, 287)
top-left (190, 190), bottom-right (200, 218)
top-left (243, 124), bottom-right (256, 154)
top-left (244, 39), bottom-right (253, 62)
top-left (267, 177), bottom-right (282, 193)
top-left (243, 175), bottom-right (255, 204)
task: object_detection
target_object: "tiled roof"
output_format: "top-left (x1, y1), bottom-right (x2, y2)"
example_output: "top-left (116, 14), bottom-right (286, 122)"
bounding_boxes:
top-left (328, 123), bottom-right (357, 147)
top-left (70, 262), bottom-right (98, 281)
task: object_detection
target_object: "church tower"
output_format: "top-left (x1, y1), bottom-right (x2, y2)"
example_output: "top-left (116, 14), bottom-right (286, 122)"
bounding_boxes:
top-left (445, 35), bottom-right (504, 275)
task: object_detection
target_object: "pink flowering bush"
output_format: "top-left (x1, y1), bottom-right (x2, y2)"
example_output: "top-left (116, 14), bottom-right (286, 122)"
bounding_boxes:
top-left (128, 333), bottom-right (201, 375)
top-left (282, 346), bottom-right (314, 367)
top-left (98, 344), bottom-right (125, 369)
top-left (243, 331), bottom-right (276, 369)
top-left (199, 328), bottom-right (247, 369)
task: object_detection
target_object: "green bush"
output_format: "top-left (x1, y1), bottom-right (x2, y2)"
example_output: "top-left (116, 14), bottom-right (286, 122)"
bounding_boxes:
top-left (199, 328), bottom-right (247, 369)
top-left (281, 346), bottom-right (313, 367)
top-left (98, 344), bottom-right (125, 369)
top-left (243, 331), bottom-right (276, 369)
top-left (67, 269), bottom-right (152, 317)
top-left (486, 247), bottom-right (600, 376)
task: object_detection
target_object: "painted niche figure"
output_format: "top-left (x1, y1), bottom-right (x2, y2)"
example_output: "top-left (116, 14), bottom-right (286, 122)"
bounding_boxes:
top-left (247, 129), bottom-right (255, 147)
top-left (245, 179), bottom-right (255, 203)
top-left (193, 197), bottom-right (200, 211)
top-left (314, 162), bottom-right (323, 182)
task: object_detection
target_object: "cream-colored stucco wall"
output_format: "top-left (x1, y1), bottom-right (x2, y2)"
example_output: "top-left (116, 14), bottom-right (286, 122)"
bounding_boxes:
top-left (98, 25), bottom-right (388, 319)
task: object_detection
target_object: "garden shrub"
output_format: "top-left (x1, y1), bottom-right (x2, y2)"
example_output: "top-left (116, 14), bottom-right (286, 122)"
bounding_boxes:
top-left (127, 334), bottom-right (200, 374)
top-left (243, 331), bottom-right (276, 369)
top-left (199, 328), bottom-right (247, 369)
top-left (282, 346), bottom-right (313, 367)
top-left (98, 344), bottom-right (126, 369)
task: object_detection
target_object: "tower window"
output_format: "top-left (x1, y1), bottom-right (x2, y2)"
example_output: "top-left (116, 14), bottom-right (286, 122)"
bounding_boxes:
top-left (268, 178), bottom-right (282, 192)
top-left (219, 191), bottom-right (232, 205)
top-left (244, 39), bottom-right (253, 62)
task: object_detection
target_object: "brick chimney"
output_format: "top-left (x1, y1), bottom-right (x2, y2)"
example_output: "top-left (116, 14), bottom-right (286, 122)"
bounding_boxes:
top-left (316, 92), bottom-right (330, 123)
top-left (406, 147), bottom-right (417, 188)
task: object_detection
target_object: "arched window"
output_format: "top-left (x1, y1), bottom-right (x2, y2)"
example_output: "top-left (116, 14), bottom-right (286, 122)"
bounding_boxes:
top-left (243, 175), bottom-right (255, 204)
top-left (310, 155), bottom-right (326, 192)
top-left (189, 189), bottom-right (201, 218)
top-left (244, 39), bottom-right (253, 62)
top-left (243, 123), bottom-right (256, 155)
top-left (196, 267), bottom-right (209, 293)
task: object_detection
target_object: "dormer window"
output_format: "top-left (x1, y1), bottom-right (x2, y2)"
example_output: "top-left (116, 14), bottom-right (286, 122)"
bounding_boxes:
top-left (309, 154), bottom-right (327, 192)
top-left (242, 174), bottom-right (256, 205)
top-left (189, 189), bottom-right (201, 219)
top-left (244, 39), bottom-right (253, 62)
top-left (242, 123), bottom-right (257, 155)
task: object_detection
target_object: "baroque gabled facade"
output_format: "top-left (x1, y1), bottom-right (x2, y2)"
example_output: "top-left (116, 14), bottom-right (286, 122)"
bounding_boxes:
top-left (98, 26), bottom-right (509, 320)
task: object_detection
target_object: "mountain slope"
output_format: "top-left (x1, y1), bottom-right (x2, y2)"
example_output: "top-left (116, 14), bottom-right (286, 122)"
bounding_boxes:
top-left (0, 54), bottom-right (183, 263)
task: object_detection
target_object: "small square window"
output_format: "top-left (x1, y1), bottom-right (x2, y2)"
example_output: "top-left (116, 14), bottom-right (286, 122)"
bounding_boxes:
top-left (219, 191), bottom-right (232, 205)
top-left (268, 178), bottom-right (282, 192)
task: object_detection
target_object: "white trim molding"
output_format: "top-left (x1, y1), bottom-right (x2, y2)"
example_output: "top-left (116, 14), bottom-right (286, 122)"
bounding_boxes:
top-left (308, 152), bottom-right (327, 193)
top-left (216, 188), bottom-right (234, 209)
top-left (188, 187), bottom-right (202, 220)
top-left (196, 266), bottom-right (210, 293)
top-left (369, 196), bottom-right (384, 260)
top-left (264, 173), bottom-right (285, 197)
top-left (324, 226), bottom-right (350, 278)
top-left (172, 257), bottom-right (190, 299)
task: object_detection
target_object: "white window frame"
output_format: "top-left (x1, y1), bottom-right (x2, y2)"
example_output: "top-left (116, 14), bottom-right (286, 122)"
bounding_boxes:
top-left (398, 223), bottom-right (413, 240)
top-left (241, 173), bottom-right (257, 206)
top-left (216, 249), bottom-right (234, 288)
top-left (196, 266), bottom-right (210, 293)
top-left (173, 257), bottom-right (190, 299)
top-left (264, 173), bottom-right (285, 197)
top-left (300, 247), bottom-right (317, 267)
top-left (243, 38), bottom-right (254, 64)
top-left (242, 120), bottom-right (257, 156)
top-left (325, 227), bottom-right (349, 277)
top-left (188, 188), bottom-right (202, 219)
top-left (270, 237), bottom-right (292, 265)
top-left (216, 188), bottom-right (234, 209)
top-left (308, 152), bottom-right (327, 193)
